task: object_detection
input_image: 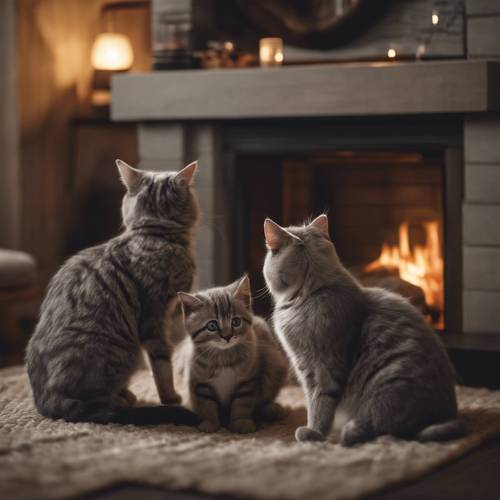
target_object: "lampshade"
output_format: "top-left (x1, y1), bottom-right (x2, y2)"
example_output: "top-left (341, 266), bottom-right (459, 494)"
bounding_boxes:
top-left (91, 33), bottom-right (133, 71)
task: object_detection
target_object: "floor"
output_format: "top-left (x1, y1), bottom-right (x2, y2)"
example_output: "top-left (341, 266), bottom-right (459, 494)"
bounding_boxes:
top-left (5, 322), bottom-right (500, 500)
top-left (82, 437), bottom-right (500, 500)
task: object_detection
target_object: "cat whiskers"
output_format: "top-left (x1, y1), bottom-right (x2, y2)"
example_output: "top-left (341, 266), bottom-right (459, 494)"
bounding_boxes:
top-left (253, 285), bottom-right (271, 300)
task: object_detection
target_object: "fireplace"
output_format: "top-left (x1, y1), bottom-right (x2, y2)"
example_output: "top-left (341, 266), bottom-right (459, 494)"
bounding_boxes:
top-left (224, 119), bottom-right (462, 335)
top-left (112, 59), bottom-right (500, 356)
top-left (110, 0), bottom-right (500, 386)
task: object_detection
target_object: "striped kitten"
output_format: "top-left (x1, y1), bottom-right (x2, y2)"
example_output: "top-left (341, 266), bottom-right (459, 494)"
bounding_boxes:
top-left (26, 160), bottom-right (200, 426)
top-left (264, 215), bottom-right (463, 445)
top-left (178, 276), bottom-right (288, 434)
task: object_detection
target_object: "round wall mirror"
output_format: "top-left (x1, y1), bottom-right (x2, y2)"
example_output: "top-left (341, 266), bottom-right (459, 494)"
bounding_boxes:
top-left (235, 0), bottom-right (391, 49)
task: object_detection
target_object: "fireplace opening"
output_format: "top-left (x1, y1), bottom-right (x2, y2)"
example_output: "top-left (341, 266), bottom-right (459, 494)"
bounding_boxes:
top-left (233, 150), bottom-right (447, 330)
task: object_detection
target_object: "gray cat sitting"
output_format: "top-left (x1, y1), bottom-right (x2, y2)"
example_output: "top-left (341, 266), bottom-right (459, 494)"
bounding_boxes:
top-left (178, 276), bottom-right (288, 434)
top-left (26, 160), bottom-right (200, 426)
top-left (263, 214), bottom-right (464, 446)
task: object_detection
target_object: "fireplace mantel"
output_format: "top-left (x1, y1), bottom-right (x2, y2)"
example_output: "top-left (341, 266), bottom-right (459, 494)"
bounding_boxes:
top-left (112, 60), bottom-right (500, 121)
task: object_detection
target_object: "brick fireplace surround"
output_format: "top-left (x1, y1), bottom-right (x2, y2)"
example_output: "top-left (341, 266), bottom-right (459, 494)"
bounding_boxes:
top-left (112, 8), bottom-right (500, 349)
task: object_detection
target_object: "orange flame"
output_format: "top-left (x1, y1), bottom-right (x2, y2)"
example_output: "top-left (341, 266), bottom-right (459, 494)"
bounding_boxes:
top-left (365, 221), bottom-right (444, 323)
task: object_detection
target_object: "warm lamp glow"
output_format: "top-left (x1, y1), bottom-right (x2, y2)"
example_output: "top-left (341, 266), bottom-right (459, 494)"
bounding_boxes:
top-left (387, 48), bottom-right (397, 59)
top-left (432, 10), bottom-right (439, 25)
top-left (91, 33), bottom-right (133, 71)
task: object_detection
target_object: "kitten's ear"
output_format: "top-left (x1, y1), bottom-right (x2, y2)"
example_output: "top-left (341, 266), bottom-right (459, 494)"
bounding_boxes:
top-left (175, 160), bottom-right (198, 186)
top-left (309, 214), bottom-right (330, 238)
top-left (232, 274), bottom-right (252, 309)
top-left (264, 218), bottom-right (301, 251)
top-left (116, 159), bottom-right (141, 191)
top-left (177, 292), bottom-right (203, 316)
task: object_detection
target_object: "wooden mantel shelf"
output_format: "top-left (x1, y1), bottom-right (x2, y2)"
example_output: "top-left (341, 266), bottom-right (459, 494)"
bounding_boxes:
top-left (112, 60), bottom-right (500, 121)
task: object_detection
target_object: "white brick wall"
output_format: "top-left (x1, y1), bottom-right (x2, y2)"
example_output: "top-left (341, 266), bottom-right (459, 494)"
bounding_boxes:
top-left (463, 117), bottom-right (500, 333)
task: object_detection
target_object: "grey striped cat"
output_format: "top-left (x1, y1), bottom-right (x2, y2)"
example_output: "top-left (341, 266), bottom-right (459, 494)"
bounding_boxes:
top-left (26, 159), bottom-right (200, 426)
top-left (263, 214), bottom-right (464, 445)
top-left (178, 276), bottom-right (288, 434)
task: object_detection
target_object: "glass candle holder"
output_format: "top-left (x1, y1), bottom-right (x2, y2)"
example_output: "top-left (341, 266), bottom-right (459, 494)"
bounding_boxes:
top-left (259, 38), bottom-right (284, 68)
top-left (153, 12), bottom-right (194, 70)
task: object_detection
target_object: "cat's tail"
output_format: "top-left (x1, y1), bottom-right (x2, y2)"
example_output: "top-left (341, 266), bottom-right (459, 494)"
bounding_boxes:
top-left (416, 418), bottom-right (465, 442)
top-left (37, 395), bottom-right (200, 426)
top-left (103, 405), bottom-right (201, 426)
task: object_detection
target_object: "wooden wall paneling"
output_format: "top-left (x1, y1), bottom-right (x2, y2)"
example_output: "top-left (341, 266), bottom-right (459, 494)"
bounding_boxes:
top-left (17, 0), bottom-right (150, 281)
top-left (68, 121), bottom-right (138, 255)
top-left (0, 0), bottom-right (20, 249)
top-left (107, 1), bottom-right (152, 72)
top-left (17, 0), bottom-right (102, 280)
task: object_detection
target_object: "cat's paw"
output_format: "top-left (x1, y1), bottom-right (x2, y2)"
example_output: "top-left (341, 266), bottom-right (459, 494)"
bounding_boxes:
top-left (162, 392), bottom-right (182, 405)
top-left (229, 418), bottom-right (257, 434)
top-left (116, 388), bottom-right (137, 407)
top-left (340, 419), bottom-right (371, 447)
top-left (295, 426), bottom-right (325, 442)
top-left (262, 402), bottom-right (289, 421)
top-left (198, 420), bottom-right (220, 433)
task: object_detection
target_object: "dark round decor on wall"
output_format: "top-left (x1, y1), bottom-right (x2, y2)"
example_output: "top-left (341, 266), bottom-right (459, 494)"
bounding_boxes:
top-left (235, 0), bottom-right (393, 50)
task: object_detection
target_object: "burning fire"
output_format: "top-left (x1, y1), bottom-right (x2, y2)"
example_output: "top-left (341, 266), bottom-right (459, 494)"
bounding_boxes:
top-left (364, 221), bottom-right (444, 322)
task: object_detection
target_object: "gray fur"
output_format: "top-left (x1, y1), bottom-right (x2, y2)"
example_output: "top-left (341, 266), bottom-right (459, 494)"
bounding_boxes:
top-left (178, 276), bottom-right (288, 434)
top-left (263, 215), bottom-right (464, 445)
top-left (25, 160), bottom-right (200, 426)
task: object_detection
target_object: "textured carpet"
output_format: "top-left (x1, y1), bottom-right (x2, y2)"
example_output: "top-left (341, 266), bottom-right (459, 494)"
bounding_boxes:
top-left (2, 366), bottom-right (500, 500)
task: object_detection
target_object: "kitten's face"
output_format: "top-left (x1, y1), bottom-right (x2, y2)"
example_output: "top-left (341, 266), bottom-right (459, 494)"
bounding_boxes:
top-left (117, 160), bottom-right (198, 229)
top-left (180, 277), bottom-right (253, 352)
top-left (263, 215), bottom-right (334, 300)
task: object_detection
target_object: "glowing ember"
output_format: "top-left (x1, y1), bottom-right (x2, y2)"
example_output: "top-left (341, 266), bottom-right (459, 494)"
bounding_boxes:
top-left (365, 221), bottom-right (444, 325)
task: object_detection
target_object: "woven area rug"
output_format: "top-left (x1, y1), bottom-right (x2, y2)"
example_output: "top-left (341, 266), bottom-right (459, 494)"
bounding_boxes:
top-left (2, 366), bottom-right (500, 500)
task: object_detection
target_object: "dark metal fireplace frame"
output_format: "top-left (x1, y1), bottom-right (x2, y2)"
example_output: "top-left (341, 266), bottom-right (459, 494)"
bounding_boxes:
top-left (222, 116), bottom-right (463, 336)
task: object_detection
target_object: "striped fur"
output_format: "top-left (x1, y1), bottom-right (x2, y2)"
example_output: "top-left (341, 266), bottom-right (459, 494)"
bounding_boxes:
top-left (178, 276), bottom-right (288, 433)
top-left (263, 215), bottom-right (464, 445)
top-left (26, 160), bottom-right (200, 426)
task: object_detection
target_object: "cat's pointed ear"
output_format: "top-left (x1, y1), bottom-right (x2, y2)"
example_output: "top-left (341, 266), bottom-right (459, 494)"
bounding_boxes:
top-left (232, 274), bottom-right (252, 309)
top-left (175, 160), bottom-right (198, 186)
top-left (177, 292), bottom-right (203, 316)
top-left (116, 159), bottom-right (141, 191)
top-left (264, 218), bottom-right (300, 251)
top-left (309, 214), bottom-right (330, 238)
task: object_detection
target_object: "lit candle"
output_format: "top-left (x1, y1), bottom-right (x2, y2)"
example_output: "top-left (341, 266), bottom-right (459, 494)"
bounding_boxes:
top-left (387, 47), bottom-right (397, 59)
top-left (259, 38), bottom-right (284, 68)
top-left (431, 10), bottom-right (439, 25)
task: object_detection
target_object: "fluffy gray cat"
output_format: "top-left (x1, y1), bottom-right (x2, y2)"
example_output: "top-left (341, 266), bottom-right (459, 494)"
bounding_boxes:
top-left (263, 214), bottom-right (464, 445)
top-left (26, 159), bottom-right (201, 426)
top-left (178, 276), bottom-right (288, 434)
